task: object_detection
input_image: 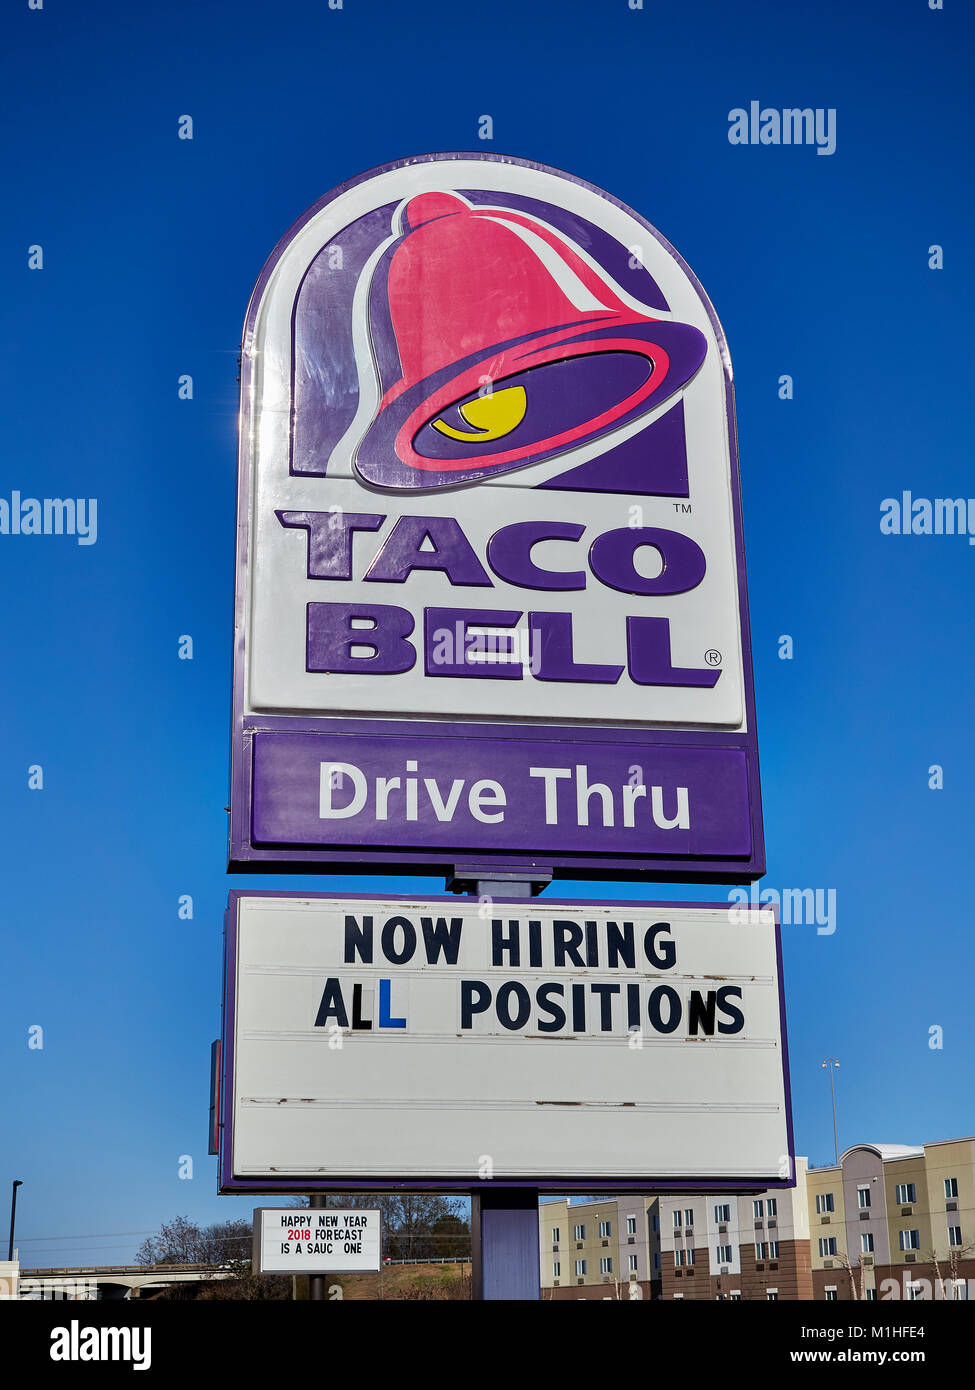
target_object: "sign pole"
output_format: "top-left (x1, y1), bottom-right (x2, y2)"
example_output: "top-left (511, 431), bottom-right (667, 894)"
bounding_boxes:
top-left (308, 1194), bottom-right (327, 1302)
top-left (468, 876), bottom-right (540, 1302)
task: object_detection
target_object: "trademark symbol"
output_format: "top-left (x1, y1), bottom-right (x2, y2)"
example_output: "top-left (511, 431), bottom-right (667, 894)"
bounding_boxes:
top-left (673, 502), bottom-right (692, 513)
top-left (704, 649), bottom-right (722, 666)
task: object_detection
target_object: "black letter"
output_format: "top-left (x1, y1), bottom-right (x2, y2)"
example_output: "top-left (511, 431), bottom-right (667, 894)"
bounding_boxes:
top-left (351, 983), bottom-right (372, 1031)
top-left (536, 983), bottom-right (566, 1032)
top-left (606, 922), bottom-right (635, 969)
top-left (492, 919), bottom-right (520, 966)
top-left (716, 986), bottom-right (745, 1034)
top-left (496, 981), bottom-right (531, 1030)
top-left (460, 980), bottom-right (492, 1029)
top-left (687, 990), bottom-right (716, 1036)
top-left (647, 985), bottom-right (682, 1033)
top-left (553, 921), bottom-right (585, 967)
top-left (644, 922), bottom-right (677, 970)
top-left (314, 978), bottom-right (349, 1028)
top-left (420, 916), bottom-right (463, 964)
top-left (345, 915), bottom-right (373, 964)
top-left (590, 982), bottom-right (621, 1032)
top-left (381, 916), bottom-right (416, 964)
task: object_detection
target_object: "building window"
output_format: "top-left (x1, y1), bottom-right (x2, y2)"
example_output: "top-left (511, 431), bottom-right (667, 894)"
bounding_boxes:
top-left (684, 1209), bottom-right (694, 1227)
top-left (753, 1199), bottom-right (764, 1219)
top-left (857, 1186), bottom-right (871, 1209)
top-left (729, 1291), bottom-right (741, 1301)
top-left (716, 1245), bottom-right (732, 1264)
top-left (687, 1248), bottom-right (696, 1266)
top-left (599, 1221), bottom-right (611, 1239)
top-left (899, 1229), bottom-right (920, 1251)
top-left (574, 1259), bottom-right (586, 1276)
top-left (574, 1224), bottom-right (585, 1240)
top-left (818, 1237), bottom-right (838, 1257)
top-left (654, 1252), bottom-right (660, 1271)
top-left (674, 1249), bottom-right (684, 1267)
top-left (652, 1213), bottom-right (659, 1234)
top-left (552, 1227), bottom-right (560, 1244)
top-left (553, 1261), bottom-right (560, 1278)
top-left (755, 1241), bottom-right (766, 1260)
top-left (949, 1226), bottom-right (962, 1247)
top-left (907, 1282), bottom-right (923, 1302)
top-left (768, 1240), bottom-right (779, 1258)
top-left (895, 1184), bottom-right (916, 1205)
top-left (945, 1178), bottom-right (959, 1199)
top-left (628, 1254), bottom-right (638, 1272)
top-left (861, 1233), bottom-right (874, 1254)
top-left (825, 1287), bottom-right (837, 1301)
top-left (626, 1216), bottom-right (637, 1235)
top-left (864, 1288), bottom-right (877, 1301)
top-left (816, 1193), bottom-right (835, 1214)
top-left (714, 1204), bottom-right (731, 1223)
top-left (673, 1210), bottom-right (682, 1228)
top-left (673, 1293), bottom-right (684, 1300)
top-left (767, 1197), bottom-right (777, 1217)
top-left (766, 1290), bottom-right (778, 1301)
top-left (600, 1257), bottom-right (613, 1275)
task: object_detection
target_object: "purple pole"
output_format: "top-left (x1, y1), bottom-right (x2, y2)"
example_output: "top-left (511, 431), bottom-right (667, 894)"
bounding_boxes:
top-left (467, 877), bottom-right (541, 1301)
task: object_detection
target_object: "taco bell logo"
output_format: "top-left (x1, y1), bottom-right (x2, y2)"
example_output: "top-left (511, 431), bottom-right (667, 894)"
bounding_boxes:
top-left (347, 191), bottom-right (708, 491)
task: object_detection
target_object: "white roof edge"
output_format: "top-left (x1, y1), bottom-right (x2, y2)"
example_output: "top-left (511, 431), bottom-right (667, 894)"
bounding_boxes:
top-left (839, 1142), bottom-right (924, 1162)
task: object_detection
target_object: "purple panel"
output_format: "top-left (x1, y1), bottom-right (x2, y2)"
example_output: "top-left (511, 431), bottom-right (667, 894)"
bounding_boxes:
top-left (232, 714), bottom-right (764, 881)
top-left (474, 1190), bottom-right (541, 1301)
top-left (251, 729), bottom-right (752, 858)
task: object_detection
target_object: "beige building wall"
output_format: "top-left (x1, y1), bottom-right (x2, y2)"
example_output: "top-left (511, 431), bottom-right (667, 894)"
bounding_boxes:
top-left (806, 1164), bottom-right (848, 1274)
top-left (540, 1197), bottom-right (622, 1290)
top-left (921, 1137), bottom-right (975, 1263)
top-left (883, 1155), bottom-right (931, 1266)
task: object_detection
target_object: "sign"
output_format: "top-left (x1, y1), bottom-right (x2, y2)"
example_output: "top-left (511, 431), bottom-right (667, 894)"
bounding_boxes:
top-left (253, 1207), bottom-right (381, 1274)
top-left (208, 1039), bottom-right (221, 1156)
top-left (220, 892), bottom-right (793, 1194)
top-left (230, 153), bottom-right (763, 882)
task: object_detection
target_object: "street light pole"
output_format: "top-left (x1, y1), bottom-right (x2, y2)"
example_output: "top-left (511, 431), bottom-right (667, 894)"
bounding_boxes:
top-left (8, 1181), bottom-right (23, 1261)
top-left (821, 1060), bottom-right (841, 1165)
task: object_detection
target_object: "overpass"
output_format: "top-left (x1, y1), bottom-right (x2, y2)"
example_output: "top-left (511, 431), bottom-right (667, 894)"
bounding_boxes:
top-left (17, 1263), bottom-right (235, 1300)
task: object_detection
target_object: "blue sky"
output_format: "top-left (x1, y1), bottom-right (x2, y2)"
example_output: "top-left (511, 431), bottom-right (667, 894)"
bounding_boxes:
top-left (2, 0), bottom-right (972, 1267)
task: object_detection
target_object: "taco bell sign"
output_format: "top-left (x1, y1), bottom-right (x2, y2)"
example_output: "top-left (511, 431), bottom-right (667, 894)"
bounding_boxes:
top-left (230, 153), bottom-right (764, 881)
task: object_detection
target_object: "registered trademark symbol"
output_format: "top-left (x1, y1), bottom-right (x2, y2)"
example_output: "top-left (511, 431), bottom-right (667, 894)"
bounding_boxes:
top-left (704, 649), bottom-right (722, 666)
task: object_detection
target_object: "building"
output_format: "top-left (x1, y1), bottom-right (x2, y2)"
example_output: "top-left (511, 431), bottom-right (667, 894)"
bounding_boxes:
top-left (539, 1196), bottom-right (660, 1299)
top-left (656, 1161), bottom-right (812, 1301)
top-left (806, 1138), bottom-right (975, 1301)
top-left (538, 1136), bottom-right (975, 1300)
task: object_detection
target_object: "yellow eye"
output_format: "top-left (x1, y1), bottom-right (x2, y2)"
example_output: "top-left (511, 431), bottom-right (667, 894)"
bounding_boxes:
top-left (431, 386), bottom-right (527, 442)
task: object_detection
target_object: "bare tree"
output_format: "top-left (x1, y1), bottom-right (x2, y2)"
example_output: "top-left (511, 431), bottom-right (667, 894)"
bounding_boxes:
top-left (923, 1239), bottom-right (975, 1300)
top-left (920, 1246), bottom-right (944, 1301)
top-left (286, 1192), bottom-right (467, 1261)
top-left (946, 1238), bottom-right (975, 1298)
top-left (836, 1246), bottom-right (864, 1301)
top-left (136, 1216), bottom-right (250, 1268)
